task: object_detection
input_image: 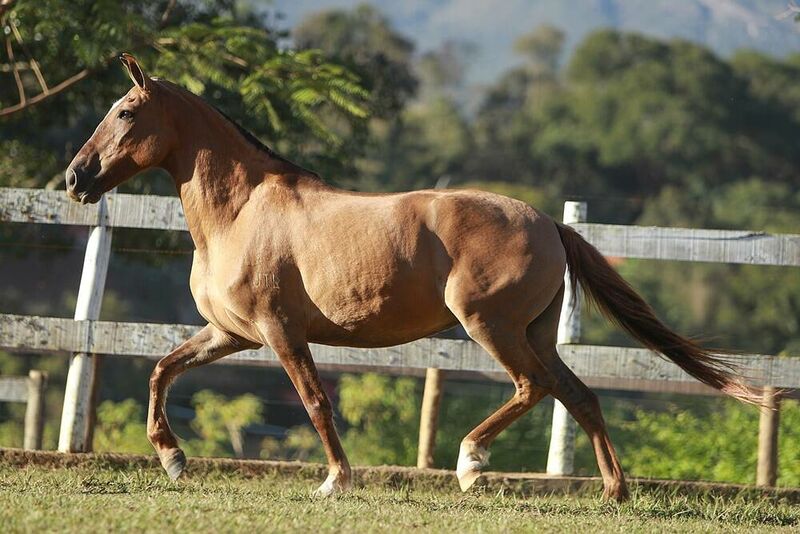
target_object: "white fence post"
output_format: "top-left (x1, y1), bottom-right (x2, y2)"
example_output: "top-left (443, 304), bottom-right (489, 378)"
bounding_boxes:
top-left (58, 193), bottom-right (113, 452)
top-left (546, 201), bottom-right (586, 476)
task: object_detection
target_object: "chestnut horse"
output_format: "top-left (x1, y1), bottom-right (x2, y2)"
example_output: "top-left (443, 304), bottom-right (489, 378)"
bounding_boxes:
top-left (65, 54), bottom-right (759, 501)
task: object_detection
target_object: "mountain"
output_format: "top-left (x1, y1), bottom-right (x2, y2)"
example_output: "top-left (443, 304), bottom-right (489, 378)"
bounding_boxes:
top-left (269, 0), bottom-right (800, 84)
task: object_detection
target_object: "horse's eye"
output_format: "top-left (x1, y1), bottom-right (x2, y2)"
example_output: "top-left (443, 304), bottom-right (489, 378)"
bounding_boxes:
top-left (118, 110), bottom-right (134, 120)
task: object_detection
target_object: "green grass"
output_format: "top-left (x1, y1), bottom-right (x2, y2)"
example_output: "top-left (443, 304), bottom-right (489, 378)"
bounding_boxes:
top-left (1, 465), bottom-right (798, 533)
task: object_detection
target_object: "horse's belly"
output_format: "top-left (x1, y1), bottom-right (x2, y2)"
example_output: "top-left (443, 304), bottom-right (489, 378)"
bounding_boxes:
top-left (304, 261), bottom-right (456, 347)
top-left (307, 297), bottom-right (457, 347)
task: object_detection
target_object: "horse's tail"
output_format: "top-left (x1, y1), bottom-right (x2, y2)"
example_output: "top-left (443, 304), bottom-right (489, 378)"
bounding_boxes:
top-left (555, 222), bottom-right (763, 406)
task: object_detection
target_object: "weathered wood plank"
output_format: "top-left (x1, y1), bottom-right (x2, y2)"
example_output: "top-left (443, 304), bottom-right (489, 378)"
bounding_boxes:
top-left (2, 189), bottom-right (799, 267)
top-left (0, 188), bottom-right (187, 231)
top-left (1, 314), bottom-right (798, 388)
top-left (0, 188), bottom-right (98, 226)
top-left (573, 223), bottom-right (800, 266)
top-left (105, 193), bottom-right (186, 231)
top-left (0, 377), bottom-right (28, 402)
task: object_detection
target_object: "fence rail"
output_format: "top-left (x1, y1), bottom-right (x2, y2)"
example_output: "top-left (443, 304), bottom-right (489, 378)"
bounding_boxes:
top-left (3, 188), bottom-right (799, 266)
top-left (572, 223), bottom-right (800, 266)
top-left (1, 313), bottom-right (798, 387)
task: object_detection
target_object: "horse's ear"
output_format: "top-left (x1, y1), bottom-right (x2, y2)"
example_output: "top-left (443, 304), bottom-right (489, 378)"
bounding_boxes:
top-left (119, 53), bottom-right (149, 92)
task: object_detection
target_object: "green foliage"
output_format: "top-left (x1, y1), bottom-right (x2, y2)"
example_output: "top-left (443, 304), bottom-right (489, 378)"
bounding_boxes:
top-left (293, 4), bottom-right (417, 116)
top-left (93, 399), bottom-right (151, 454)
top-left (185, 390), bottom-right (263, 458)
top-left (261, 425), bottom-right (325, 462)
top-left (513, 25), bottom-right (565, 77)
top-left (338, 374), bottom-right (420, 466)
top-left (155, 23), bottom-right (369, 150)
top-left (607, 399), bottom-right (800, 487)
top-left (2, 1), bottom-right (372, 190)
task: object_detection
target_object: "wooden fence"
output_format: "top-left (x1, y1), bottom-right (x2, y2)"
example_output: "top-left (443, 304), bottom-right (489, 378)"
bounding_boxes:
top-left (0, 370), bottom-right (47, 450)
top-left (0, 188), bottom-right (798, 485)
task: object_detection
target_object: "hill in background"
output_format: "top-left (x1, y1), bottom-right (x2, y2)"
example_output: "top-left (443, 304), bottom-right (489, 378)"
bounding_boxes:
top-left (273, 0), bottom-right (800, 84)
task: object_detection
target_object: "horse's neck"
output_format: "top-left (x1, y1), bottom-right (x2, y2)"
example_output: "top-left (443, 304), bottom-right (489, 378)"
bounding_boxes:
top-left (162, 103), bottom-right (318, 250)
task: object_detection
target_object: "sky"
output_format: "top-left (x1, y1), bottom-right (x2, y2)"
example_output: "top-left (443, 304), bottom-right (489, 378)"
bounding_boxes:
top-left (265, 0), bottom-right (800, 86)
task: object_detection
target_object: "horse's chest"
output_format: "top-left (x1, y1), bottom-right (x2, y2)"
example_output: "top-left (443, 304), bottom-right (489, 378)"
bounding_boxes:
top-left (189, 250), bottom-right (279, 335)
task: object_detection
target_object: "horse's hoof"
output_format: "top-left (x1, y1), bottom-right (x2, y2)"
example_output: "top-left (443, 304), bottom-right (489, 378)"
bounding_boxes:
top-left (160, 448), bottom-right (186, 481)
top-left (457, 466), bottom-right (482, 492)
top-left (602, 481), bottom-right (630, 502)
top-left (456, 440), bottom-right (489, 492)
top-left (312, 471), bottom-right (352, 498)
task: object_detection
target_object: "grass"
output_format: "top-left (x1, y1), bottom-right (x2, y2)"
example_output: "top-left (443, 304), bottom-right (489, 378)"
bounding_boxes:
top-left (1, 464), bottom-right (799, 533)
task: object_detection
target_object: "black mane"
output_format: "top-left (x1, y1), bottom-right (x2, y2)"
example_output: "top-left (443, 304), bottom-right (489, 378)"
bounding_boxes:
top-left (161, 78), bottom-right (304, 170)
top-left (208, 103), bottom-right (290, 163)
top-left (208, 102), bottom-right (320, 178)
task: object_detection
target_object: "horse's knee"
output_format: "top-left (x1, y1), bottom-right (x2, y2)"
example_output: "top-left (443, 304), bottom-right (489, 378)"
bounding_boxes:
top-left (149, 362), bottom-right (166, 387)
top-left (515, 379), bottom-right (545, 408)
top-left (305, 396), bottom-right (333, 425)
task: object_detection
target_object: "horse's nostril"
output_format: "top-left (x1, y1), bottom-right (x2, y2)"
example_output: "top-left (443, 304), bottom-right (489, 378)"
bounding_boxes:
top-left (66, 169), bottom-right (78, 189)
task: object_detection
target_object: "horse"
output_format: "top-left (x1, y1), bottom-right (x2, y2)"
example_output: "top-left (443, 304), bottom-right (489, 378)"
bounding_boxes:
top-left (65, 54), bottom-right (760, 501)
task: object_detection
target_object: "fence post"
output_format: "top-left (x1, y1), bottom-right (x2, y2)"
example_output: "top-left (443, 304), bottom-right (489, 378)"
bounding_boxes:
top-left (23, 370), bottom-right (47, 450)
top-left (417, 367), bottom-right (442, 467)
top-left (757, 386), bottom-right (781, 487)
top-left (414, 179), bottom-right (453, 469)
top-left (546, 201), bottom-right (586, 476)
top-left (417, 367), bottom-right (444, 468)
top-left (58, 193), bottom-right (113, 452)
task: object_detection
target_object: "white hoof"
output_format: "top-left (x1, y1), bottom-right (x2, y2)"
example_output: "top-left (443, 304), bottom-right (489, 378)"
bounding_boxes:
top-left (312, 470), bottom-right (352, 498)
top-left (456, 441), bottom-right (489, 492)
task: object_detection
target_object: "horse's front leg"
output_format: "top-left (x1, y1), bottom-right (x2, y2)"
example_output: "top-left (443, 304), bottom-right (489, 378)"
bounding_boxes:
top-left (148, 324), bottom-right (254, 479)
top-left (265, 327), bottom-right (352, 496)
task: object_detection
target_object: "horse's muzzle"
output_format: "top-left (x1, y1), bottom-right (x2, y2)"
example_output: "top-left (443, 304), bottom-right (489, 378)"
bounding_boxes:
top-left (65, 166), bottom-right (101, 204)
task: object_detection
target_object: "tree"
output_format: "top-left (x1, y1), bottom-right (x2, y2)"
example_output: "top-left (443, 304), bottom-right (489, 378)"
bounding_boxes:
top-left (338, 373), bottom-right (420, 466)
top-left (187, 390), bottom-right (263, 458)
top-left (416, 40), bottom-right (475, 103)
top-left (292, 4), bottom-right (419, 191)
top-left (293, 3), bottom-right (417, 117)
top-left (93, 399), bottom-right (151, 454)
top-left (1, 0), bottom-right (371, 190)
top-left (513, 25), bottom-right (565, 78)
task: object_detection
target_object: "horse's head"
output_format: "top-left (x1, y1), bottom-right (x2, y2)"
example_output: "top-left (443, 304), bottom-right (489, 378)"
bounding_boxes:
top-left (66, 54), bottom-right (175, 204)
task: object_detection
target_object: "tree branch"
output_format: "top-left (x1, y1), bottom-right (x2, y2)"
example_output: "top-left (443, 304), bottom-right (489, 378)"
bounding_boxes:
top-left (0, 65), bottom-right (91, 117)
top-left (5, 36), bottom-right (26, 107)
top-left (160, 0), bottom-right (177, 27)
top-left (10, 20), bottom-right (48, 92)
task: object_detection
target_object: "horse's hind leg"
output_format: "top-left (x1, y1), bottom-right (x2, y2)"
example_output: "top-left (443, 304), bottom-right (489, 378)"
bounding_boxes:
top-left (449, 310), bottom-right (554, 491)
top-left (148, 324), bottom-right (254, 479)
top-left (526, 286), bottom-right (629, 502)
top-left (551, 363), bottom-right (629, 501)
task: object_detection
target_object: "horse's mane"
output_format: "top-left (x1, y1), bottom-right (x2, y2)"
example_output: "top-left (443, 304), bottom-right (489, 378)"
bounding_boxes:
top-left (157, 79), bottom-right (318, 176)
top-left (207, 104), bottom-right (285, 161)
